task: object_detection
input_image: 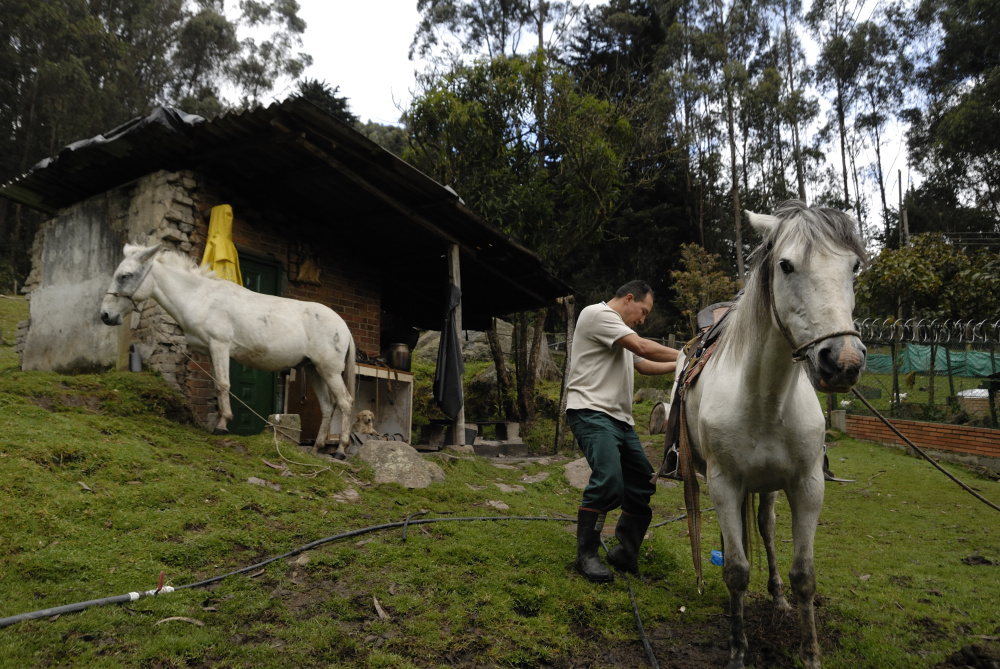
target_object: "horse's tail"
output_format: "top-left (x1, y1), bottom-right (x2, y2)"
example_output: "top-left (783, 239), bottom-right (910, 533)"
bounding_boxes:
top-left (343, 332), bottom-right (357, 402)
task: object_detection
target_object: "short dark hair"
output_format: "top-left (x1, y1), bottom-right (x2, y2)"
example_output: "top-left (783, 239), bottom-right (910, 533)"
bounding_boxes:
top-left (614, 280), bottom-right (653, 301)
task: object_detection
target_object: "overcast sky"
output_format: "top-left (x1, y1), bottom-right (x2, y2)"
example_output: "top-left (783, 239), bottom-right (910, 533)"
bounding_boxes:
top-left (289, 1), bottom-right (427, 125)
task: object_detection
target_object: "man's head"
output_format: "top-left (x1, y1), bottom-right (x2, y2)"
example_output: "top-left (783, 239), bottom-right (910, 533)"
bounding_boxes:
top-left (610, 280), bottom-right (654, 328)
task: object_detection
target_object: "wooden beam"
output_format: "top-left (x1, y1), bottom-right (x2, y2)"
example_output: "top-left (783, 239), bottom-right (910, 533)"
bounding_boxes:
top-left (448, 244), bottom-right (465, 446)
top-left (293, 136), bottom-right (552, 305)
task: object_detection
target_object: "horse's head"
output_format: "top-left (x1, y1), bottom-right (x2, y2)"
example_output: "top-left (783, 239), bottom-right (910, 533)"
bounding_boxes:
top-left (747, 201), bottom-right (867, 394)
top-left (99, 243), bottom-right (162, 326)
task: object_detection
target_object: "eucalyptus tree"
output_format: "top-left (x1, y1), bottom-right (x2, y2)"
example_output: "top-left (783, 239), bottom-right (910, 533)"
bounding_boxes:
top-left (907, 0), bottom-right (1000, 220)
top-left (0, 0), bottom-right (312, 287)
top-left (850, 8), bottom-right (914, 247)
top-left (806, 0), bottom-right (862, 225)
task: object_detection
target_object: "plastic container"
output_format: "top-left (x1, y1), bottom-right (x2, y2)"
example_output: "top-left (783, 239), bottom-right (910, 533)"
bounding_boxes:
top-left (710, 550), bottom-right (724, 566)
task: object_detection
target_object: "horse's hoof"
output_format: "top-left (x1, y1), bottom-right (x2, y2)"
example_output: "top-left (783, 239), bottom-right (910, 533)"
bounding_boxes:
top-left (333, 452), bottom-right (346, 461)
top-left (212, 428), bottom-right (229, 435)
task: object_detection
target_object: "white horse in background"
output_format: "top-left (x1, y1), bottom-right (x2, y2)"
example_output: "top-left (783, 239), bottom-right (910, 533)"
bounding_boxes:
top-left (100, 243), bottom-right (357, 459)
top-left (673, 201), bottom-right (866, 669)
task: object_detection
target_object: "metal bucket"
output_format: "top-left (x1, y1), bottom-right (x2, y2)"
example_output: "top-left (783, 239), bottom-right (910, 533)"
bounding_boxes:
top-left (385, 343), bottom-right (411, 371)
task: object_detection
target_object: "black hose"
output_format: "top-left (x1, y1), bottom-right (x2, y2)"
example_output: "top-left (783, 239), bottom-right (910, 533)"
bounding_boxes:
top-left (0, 515), bottom-right (570, 628)
top-left (600, 537), bottom-right (660, 669)
top-left (0, 591), bottom-right (165, 628)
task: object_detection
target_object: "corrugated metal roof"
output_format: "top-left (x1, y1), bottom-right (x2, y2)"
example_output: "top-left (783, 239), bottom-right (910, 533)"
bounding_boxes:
top-left (0, 98), bottom-right (570, 329)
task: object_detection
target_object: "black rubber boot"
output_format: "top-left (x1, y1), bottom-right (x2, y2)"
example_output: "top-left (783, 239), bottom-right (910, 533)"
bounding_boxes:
top-left (575, 509), bottom-right (614, 583)
top-left (606, 511), bottom-right (652, 577)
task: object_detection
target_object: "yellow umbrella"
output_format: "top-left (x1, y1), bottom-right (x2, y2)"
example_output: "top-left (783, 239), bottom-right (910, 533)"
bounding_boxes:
top-left (201, 204), bottom-right (242, 285)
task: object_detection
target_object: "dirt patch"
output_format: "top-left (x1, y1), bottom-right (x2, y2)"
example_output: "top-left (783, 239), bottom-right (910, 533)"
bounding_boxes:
top-left (933, 643), bottom-right (1000, 668)
top-left (32, 393), bottom-right (102, 413)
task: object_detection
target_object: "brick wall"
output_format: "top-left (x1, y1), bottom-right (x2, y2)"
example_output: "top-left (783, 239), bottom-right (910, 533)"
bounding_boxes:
top-left (845, 415), bottom-right (1000, 463)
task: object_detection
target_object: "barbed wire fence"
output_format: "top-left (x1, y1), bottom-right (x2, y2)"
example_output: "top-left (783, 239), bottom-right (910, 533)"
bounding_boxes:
top-left (846, 318), bottom-right (999, 429)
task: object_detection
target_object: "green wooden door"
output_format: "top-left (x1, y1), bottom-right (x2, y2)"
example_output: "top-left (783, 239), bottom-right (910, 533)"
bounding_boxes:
top-left (229, 258), bottom-right (279, 435)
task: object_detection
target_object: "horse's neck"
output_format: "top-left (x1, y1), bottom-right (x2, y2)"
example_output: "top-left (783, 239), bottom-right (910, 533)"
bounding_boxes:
top-left (147, 263), bottom-right (210, 328)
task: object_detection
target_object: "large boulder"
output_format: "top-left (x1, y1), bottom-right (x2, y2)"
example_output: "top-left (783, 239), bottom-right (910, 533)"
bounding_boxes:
top-left (358, 440), bottom-right (445, 489)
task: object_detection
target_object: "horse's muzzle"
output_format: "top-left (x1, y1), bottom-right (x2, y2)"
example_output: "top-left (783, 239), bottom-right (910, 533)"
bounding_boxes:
top-left (807, 336), bottom-right (866, 394)
top-left (100, 309), bottom-right (123, 326)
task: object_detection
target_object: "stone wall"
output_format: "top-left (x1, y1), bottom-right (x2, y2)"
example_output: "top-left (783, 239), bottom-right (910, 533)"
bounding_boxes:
top-left (19, 168), bottom-right (382, 431)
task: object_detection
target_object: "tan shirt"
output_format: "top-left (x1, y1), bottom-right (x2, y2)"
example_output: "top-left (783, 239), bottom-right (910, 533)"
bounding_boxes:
top-left (565, 302), bottom-right (643, 425)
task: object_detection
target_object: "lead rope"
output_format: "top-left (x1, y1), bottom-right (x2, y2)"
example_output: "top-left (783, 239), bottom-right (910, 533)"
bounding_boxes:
top-left (850, 389), bottom-right (1000, 513)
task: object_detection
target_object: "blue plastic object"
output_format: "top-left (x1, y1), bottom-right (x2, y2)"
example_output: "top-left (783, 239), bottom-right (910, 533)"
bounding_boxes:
top-left (710, 550), bottom-right (724, 566)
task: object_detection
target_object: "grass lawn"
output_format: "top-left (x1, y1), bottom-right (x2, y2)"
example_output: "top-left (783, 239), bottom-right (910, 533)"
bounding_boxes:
top-left (1, 295), bottom-right (998, 668)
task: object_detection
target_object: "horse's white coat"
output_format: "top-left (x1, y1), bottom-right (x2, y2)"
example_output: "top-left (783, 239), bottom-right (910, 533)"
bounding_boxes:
top-left (676, 202), bottom-right (866, 669)
top-left (100, 243), bottom-right (357, 456)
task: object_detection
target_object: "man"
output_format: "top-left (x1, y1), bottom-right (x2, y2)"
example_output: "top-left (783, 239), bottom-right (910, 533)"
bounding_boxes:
top-left (565, 280), bottom-right (680, 582)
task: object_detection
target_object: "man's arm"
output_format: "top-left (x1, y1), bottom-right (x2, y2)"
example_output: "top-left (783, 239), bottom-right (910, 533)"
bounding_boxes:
top-left (618, 333), bottom-right (679, 363)
top-left (634, 359), bottom-right (676, 375)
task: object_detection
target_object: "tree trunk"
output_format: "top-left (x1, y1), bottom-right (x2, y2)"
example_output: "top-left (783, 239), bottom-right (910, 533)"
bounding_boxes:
top-left (513, 311), bottom-right (540, 429)
top-left (486, 317), bottom-right (516, 419)
top-left (553, 295), bottom-right (575, 452)
top-left (727, 87), bottom-right (745, 282)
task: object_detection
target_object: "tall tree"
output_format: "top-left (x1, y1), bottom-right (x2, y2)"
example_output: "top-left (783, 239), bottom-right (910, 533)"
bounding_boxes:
top-left (807, 0), bottom-right (862, 229)
top-left (0, 0), bottom-right (312, 287)
top-left (907, 0), bottom-right (1000, 219)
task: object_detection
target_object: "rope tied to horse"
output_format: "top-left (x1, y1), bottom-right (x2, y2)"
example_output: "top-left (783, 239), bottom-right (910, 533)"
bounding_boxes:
top-left (850, 388), bottom-right (1000, 514)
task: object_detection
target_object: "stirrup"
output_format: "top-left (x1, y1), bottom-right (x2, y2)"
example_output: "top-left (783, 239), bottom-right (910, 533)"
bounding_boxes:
top-left (661, 443), bottom-right (683, 480)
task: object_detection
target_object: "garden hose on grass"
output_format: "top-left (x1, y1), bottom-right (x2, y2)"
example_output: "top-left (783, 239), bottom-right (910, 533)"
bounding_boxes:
top-left (0, 514), bottom-right (571, 629)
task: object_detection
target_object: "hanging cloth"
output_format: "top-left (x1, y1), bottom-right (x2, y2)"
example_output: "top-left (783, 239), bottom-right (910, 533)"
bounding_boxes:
top-left (201, 204), bottom-right (242, 285)
top-left (433, 283), bottom-right (465, 421)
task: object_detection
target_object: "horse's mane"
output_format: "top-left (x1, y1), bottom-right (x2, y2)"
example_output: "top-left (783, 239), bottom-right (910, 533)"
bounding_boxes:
top-left (716, 200), bottom-right (867, 360)
top-left (124, 242), bottom-right (220, 280)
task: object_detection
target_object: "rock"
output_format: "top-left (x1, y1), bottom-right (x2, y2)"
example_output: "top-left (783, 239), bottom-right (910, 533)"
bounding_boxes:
top-left (634, 387), bottom-right (669, 404)
top-left (486, 500), bottom-right (510, 511)
top-left (563, 457), bottom-right (592, 490)
top-left (495, 483), bottom-right (526, 493)
top-left (521, 472), bottom-right (550, 484)
top-left (358, 440), bottom-right (445, 489)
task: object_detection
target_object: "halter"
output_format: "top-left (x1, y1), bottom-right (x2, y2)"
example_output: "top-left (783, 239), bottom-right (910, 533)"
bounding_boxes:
top-left (765, 262), bottom-right (860, 363)
top-left (104, 261), bottom-right (155, 310)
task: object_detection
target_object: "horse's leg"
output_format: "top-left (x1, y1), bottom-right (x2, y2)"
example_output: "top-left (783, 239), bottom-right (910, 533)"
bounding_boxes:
top-left (786, 478), bottom-right (824, 669)
top-left (759, 491), bottom-right (792, 612)
top-left (307, 369), bottom-right (333, 456)
top-left (311, 367), bottom-right (353, 460)
top-left (328, 372), bottom-right (354, 459)
top-left (712, 483), bottom-right (750, 669)
top-left (208, 342), bottom-right (233, 435)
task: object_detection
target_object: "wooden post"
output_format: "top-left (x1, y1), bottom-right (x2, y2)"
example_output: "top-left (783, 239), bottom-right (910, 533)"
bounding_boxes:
top-left (448, 244), bottom-right (465, 445)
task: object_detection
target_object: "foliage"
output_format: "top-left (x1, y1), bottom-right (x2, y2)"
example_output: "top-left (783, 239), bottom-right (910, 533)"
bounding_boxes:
top-left (854, 233), bottom-right (1000, 318)
top-left (0, 0), bottom-right (313, 286)
top-left (907, 0), bottom-right (1000, 217)
top-left (295, 79), bottom-right (360, 125)
top-left (670, 243), bottom-right (741, 336)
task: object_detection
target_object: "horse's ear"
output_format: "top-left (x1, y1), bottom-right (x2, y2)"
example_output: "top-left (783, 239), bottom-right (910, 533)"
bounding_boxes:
top-left (133, 243), bottom-right (162, 263)
top-left (746, 211), bottom-right (778, 237)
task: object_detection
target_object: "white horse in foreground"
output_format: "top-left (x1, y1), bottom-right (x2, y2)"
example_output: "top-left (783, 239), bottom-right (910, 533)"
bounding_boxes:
top-left (100, 243), bottom-right (357, 458)
top-left (673, 201), bottom-right (866, 669)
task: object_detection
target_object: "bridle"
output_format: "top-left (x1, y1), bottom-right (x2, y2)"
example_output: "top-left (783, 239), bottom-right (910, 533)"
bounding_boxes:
top-left (104, 262), bottom-right (155, 310)
top-left (765, 259), bottom-right (861, 363)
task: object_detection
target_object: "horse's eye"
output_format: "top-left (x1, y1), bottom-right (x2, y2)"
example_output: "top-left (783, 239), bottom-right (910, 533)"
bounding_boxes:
top-left (778, 259), bottom-right (794, 275)
top-left (853, 260), bottom-right (861, 274)
top-left (121, 273), bottom-right (132, 281)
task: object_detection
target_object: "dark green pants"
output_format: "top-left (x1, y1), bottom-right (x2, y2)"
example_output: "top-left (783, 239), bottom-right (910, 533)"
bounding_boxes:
top-left (567, 408), bottom-right (656, 515)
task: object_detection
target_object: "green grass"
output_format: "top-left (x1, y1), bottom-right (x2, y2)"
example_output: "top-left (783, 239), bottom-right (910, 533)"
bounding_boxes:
top-left (1, 296), bottom-right (998, 667)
